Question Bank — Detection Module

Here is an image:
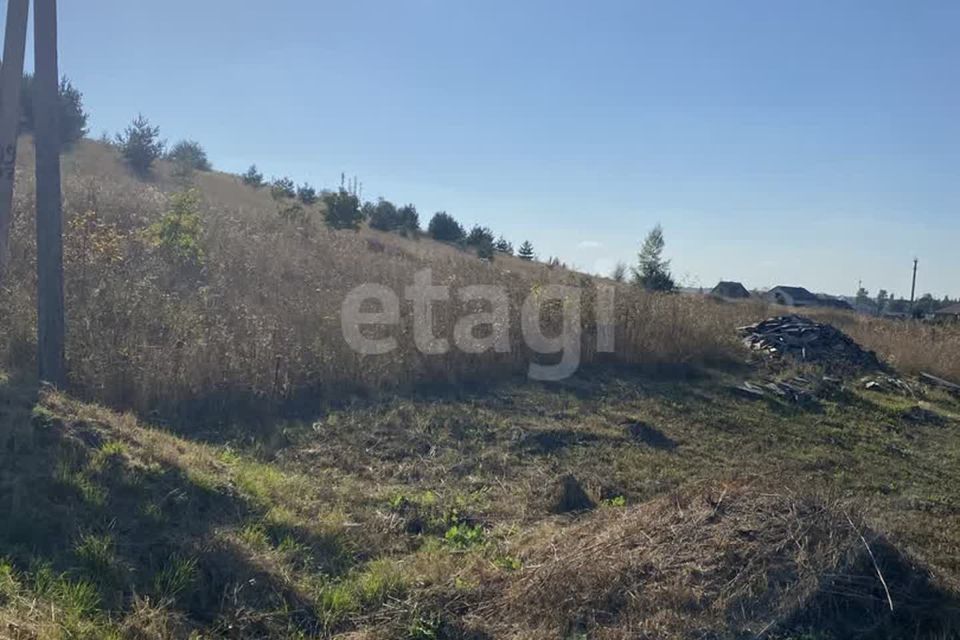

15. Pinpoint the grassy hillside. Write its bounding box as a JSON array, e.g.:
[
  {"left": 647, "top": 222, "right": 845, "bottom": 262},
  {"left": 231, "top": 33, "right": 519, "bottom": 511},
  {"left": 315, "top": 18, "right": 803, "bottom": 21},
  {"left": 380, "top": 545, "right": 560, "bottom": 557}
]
[{"left": 2, "top": 138, "right": 960, "bottom": 638}]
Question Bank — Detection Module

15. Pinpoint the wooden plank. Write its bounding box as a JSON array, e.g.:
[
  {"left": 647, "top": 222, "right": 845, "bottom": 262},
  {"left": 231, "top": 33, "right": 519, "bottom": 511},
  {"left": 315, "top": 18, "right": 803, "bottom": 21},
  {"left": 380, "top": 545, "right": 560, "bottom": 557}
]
[
  {"left": 34, "top": 0, "right": 65, "bottom": 386},
  {"left": 0, "top": 0, "right": 29, "bottom": 280}
]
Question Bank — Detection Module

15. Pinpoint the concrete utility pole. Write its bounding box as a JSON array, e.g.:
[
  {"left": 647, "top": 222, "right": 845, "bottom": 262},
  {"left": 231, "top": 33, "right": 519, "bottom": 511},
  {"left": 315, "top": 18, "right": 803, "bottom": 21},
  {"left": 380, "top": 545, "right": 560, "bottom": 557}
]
[
  {"left": 909, "top": 258, "right": 919, "bottom": 315},
  {"left": 0, "top": 0, "right": 29, "bottom": 281},
  {"left": 33, "top": 0, "right": 65, "bottom": 386}
]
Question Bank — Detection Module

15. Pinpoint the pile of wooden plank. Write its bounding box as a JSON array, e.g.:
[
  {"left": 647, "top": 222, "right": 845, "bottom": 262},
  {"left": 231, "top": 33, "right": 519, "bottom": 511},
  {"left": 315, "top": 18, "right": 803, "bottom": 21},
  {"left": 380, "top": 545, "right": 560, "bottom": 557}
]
[{"left": 738, "top": 315, "right": 882, "bottom": 371}]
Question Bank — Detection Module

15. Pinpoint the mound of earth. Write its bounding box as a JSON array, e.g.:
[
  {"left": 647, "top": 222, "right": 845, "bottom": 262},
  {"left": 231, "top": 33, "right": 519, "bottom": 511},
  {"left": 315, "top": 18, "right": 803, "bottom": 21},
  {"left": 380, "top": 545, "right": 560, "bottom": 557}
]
[
  {"left": 740, "top": 315, "right": 883, "bottom": 372},
  {"left": 470, "top": 484, "right": 958, "bottom": 639}
]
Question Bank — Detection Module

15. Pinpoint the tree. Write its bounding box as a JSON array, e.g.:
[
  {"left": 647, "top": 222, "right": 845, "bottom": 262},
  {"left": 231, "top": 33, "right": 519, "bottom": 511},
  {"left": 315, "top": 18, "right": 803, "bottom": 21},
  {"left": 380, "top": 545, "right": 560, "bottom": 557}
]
[
  {"left": 427, "top": 211, "right": 465, "bottom": 242},
  {"left": 517, "top": 240, "right": 535, "bottom": 261},
  {"left": 271, "top": 177, "right": 296, "bottom": 200},
  {"left": 876, "top": 289, "right": 890, "bottom": 316},
  {"left": 494, "top": 236, "right": 513, "bottom": 255},
  {"left": 856, "top": 287, "right": 871, "bottom": 308},
  {"left": 20, "top": 74, "right": 88, "bottom": 147},
  {"left": 148, "top": 189, "right": 204, "bottom": 266},
  {"left": 632, "top": 225, "right": 676, "bottom": 292},
  {"left": 368, "top": 198, "right": 399, "bottom": 231},
  {"left": 241, "top": 165, "right": 264, "bottom": 188},
  {"left": 116, "top": 114, "right": 165, "bottom": 176},
  {"left": 611, "top": 262, "right": 627, "bottom": 282},
  {"left": 297, "top": 183, "right": 318, "bottom": 205},
  {"left": 396, "top": 204, "right": 419, "bottom": 235},
  {"left": 167, "top": 140, "right": 212, "bottom": 171},
  {"left": 323, "top": 188, "right": 363, "bottom": 230}
]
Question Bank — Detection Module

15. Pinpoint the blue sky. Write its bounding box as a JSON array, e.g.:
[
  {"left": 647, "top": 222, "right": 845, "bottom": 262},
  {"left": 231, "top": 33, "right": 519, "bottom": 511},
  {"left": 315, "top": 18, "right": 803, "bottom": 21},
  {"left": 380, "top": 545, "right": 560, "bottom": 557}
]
[{"left": 16, "top": 0, "right": 960, "bottom": 297}]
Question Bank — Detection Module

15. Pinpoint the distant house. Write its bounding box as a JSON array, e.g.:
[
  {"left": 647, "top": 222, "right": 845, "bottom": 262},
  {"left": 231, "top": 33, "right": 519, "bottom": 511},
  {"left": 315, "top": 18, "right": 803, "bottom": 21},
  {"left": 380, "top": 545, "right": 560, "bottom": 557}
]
[
  {"left": 764, "top": 286, "right": 821, "bottom": 307},
  {"left": 711, "top": 281, "right": 751, "bottom": 300},
  {"left": 933, "top": 303, "right": 960, "bottom": 322}
]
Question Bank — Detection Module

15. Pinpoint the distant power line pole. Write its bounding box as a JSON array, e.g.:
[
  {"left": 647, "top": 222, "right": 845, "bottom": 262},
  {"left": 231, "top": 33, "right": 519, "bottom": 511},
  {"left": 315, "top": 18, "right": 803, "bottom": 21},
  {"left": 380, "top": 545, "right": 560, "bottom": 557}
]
[
  {"left": 909, "top": 258, "right": 919, "bottom": 315},
  {"left": 0, "top": 0, "right": 29, "bottom": 281},
  {"left": 34, "top": 0, "right": 65, "bottom": 386}
]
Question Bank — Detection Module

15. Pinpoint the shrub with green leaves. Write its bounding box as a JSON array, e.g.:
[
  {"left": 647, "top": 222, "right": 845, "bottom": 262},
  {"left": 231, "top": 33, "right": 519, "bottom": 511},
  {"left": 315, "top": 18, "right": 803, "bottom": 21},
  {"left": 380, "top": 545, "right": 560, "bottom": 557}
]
[
  {"left": 116, "top": 114, "right": 165, "bottom": 176},
  {"left": 427, "top": 211, "right": 465, "bottom": 243},
  {"left": 148, "top": 189, "right": 205, "bottom": 266},
  {"left": 323, "top": 188, "right": 363, "bottom": 230}
]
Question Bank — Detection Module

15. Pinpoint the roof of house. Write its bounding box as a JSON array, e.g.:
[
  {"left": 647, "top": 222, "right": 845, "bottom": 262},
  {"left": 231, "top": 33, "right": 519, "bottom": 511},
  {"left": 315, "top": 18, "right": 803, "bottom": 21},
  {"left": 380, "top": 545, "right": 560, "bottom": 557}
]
[
  {"left": 934, "top": 302, "right": 960, "bottom": 315},
  {"left": 711, "top": 281, "right": 751, "bottom": 299},
  {"left": 767, "top": 286, "right": 819, "bottom": 302}
]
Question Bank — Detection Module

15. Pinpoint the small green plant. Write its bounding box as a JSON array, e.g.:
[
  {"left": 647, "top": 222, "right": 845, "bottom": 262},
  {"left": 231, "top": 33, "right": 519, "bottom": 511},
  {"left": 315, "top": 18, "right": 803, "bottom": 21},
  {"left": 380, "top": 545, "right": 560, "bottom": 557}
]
[
  {"left": 148, "top": 189, "right": 205, "bottom": 266},
  {"left": 602, "top": 495, "right": 627, "bottom": 508},
  {"left": 443, "top": 523, "right": 485, "bottom": 549},
  {"left": 494, "top": 554, "right": 522, "bottom": 571},
  {"left": 152, "top": 554, "right": 198, "bottom": 602},
  {"left": 75, "top": 533, "right": 118, "bottom": 580}
]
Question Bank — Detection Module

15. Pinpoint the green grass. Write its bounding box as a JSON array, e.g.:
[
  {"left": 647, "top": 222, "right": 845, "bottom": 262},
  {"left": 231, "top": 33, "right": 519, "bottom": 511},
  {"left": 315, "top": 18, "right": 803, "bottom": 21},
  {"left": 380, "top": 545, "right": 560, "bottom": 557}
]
[{"left": 1, "top": 366, "right": 960, "bottom": 637}]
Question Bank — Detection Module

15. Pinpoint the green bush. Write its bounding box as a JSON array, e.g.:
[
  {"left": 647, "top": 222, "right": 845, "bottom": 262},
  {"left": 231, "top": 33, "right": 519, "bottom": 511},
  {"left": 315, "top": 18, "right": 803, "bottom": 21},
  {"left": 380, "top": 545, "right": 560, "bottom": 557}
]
[
  {"left": 271, "top": 177, "right": 296, "bottom": 200},
  {"left": 148, "top": 189, "right": 205, "bottom": 266},
  {"left": 297, "top": 183, "right": 318, "bottom": 205}
]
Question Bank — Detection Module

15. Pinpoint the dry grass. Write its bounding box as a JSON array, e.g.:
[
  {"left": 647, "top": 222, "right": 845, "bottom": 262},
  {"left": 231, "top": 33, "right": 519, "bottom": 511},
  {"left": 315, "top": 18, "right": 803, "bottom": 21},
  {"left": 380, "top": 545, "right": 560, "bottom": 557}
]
[{"left": 469, "top": 483, "right": 959, "bottom": 639}]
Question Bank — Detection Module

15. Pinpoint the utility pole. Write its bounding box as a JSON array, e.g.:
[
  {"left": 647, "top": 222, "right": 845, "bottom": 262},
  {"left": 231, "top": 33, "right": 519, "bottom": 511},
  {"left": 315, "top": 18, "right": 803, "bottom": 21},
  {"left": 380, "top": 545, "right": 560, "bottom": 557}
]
[
  {"left": 909, "top": 258, "right": 919, "bottom": 316},
  {"left": 34, "top": 0, "right": 65, "bottom": 386},
  {"left": 0, "top": 0, "right": 29, "bottom": 281}
]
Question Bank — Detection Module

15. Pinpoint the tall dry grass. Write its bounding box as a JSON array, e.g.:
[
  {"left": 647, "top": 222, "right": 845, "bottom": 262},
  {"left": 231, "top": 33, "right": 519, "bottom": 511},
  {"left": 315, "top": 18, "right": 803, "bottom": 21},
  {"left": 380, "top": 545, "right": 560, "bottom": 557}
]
[{"left": 1, "top": 138, "right": 958, "bottom": 419}]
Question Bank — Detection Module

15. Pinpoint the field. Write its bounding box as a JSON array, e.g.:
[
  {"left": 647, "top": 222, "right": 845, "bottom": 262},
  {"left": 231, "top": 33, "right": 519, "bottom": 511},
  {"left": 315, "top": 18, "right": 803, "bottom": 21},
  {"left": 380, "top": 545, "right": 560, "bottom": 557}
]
[{"left": 2, "top": 139, "right": 960, "bottom": 638}]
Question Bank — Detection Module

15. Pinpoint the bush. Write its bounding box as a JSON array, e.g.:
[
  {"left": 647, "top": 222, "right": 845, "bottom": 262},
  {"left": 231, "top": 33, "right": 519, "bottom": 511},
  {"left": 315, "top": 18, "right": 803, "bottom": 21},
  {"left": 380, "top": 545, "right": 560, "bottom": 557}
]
[
  {"left": 148, "top": 189, "right": 204, "bottom": 266},
  {"left": 427, "top": 211, "right": 465, "bottom": 243},
  {"left": 20, "top": 74, "right": 89, "bottom": 147},
  {"left": 297, "top": 183, "right": 318, "bottom": 205},
  {"left": 116, "top": 114, "right": 165, "bottom": 176},
  {"left": 241, "top": 165, "right": 263, "bottom": 188},
  {"left": 271, "top": 177, "right": 296, "bottom": 200},
  {"left": 323, "top": 188, "right": 363, "bottom": 230},
  {"left": 495, "top": 236, "right": 513, "bottom": 255},
  {"left": 167, "top": 140, "right": 212, "bottom": 172}
]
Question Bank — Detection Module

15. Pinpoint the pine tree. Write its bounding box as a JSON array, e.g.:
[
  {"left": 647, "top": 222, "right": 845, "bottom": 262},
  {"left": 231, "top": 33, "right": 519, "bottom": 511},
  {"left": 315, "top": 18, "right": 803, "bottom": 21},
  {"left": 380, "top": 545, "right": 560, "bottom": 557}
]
[
  {"left": 241, "top": 165, "right": 264, "bottom": 188},
  {"left": 428, "top": 212, "right": 465, "bottom": 242},
  {"left": 116, "top": 114, "right": 165, "bottom": 176},
  {"left": 631, "top": 225, "right": 676, "bottom": 292},
  {"left": 494, "top": 236, "right": 513, "bottom": 255},
  {"left": 167, "top": 140, "right": 212, "bottom": 171},
  {"left": 518, "top": 240, "right": 535, "bottom": 261}
]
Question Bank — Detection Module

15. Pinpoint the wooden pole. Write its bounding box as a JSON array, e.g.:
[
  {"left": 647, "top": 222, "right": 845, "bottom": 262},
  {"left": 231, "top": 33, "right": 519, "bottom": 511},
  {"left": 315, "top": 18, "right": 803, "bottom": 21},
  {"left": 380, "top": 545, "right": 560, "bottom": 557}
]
[
  {"left": 34, "top": 0, "right": 65, "bottom": 386},
  {"left": 0, "top": 0, "right": 30, "bottom": 281}
]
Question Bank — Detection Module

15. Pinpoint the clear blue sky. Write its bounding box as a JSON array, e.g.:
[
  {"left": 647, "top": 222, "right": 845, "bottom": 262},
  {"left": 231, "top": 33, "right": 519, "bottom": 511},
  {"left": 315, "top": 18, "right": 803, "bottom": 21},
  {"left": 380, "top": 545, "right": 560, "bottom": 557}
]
[{"left": 17, "top": 0, "right": 960, "bottom": 297}]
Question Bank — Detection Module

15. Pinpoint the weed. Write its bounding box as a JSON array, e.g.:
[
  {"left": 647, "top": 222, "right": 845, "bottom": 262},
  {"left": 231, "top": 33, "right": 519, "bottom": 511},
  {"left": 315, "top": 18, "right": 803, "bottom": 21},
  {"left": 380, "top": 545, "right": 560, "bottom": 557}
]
[
  {"left": 444, "top": 523, "right": 485, "bottom": 549},
  {"left": 151, "top": 554, "right": 198, "bottom": 602}
]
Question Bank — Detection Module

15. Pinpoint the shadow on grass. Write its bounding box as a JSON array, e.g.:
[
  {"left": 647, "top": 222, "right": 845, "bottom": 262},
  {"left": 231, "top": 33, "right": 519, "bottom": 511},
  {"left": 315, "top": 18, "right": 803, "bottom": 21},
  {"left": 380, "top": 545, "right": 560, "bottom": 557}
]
[{"left": 0, "top": 378, "right": 354, "bottom": 637}]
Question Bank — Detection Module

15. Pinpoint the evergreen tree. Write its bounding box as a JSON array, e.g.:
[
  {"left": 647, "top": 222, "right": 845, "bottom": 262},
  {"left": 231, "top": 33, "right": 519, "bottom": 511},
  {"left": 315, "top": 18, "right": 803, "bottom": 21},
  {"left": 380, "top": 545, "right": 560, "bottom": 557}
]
[
  {"left": 517, "top": 240, "right": 535, "bottom": 261},
  {"left": 116, "top": 114, "right": 165, "bottom": 176},
  {"left": 611, "top": 262, "right": 627, "bottom": 282},
  {"left": 427, "top": 211, "right": 465, "bottom": 242},
  {"left": 631, "top": 225, "right": 676, "bottom": 292},
  {"left": 396, "top": 204, "right": 420, "bottom": 235},
  {"left": 241, "top": 165, "right": 264, "bottom": 187},
  {"left": 167, "top": 140, "right": 212, "bottom": 171},
  {"left": 271, "top": 177, "right": 296, "bottom": 200},
  {"left": 20, "top": 74, "right": 88, "bottom": 147},
  {"left": 368, "top": 199, "right": 399, "bottom": 231},
  {"left": 494, "top": 236, "right": 513, "bottom": 255},
  {"left": 297, "top": 183, "right": 318, "bottom": 205},
  {"left": 323, "top": 188, "right": 363, "bottom": 230}
]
